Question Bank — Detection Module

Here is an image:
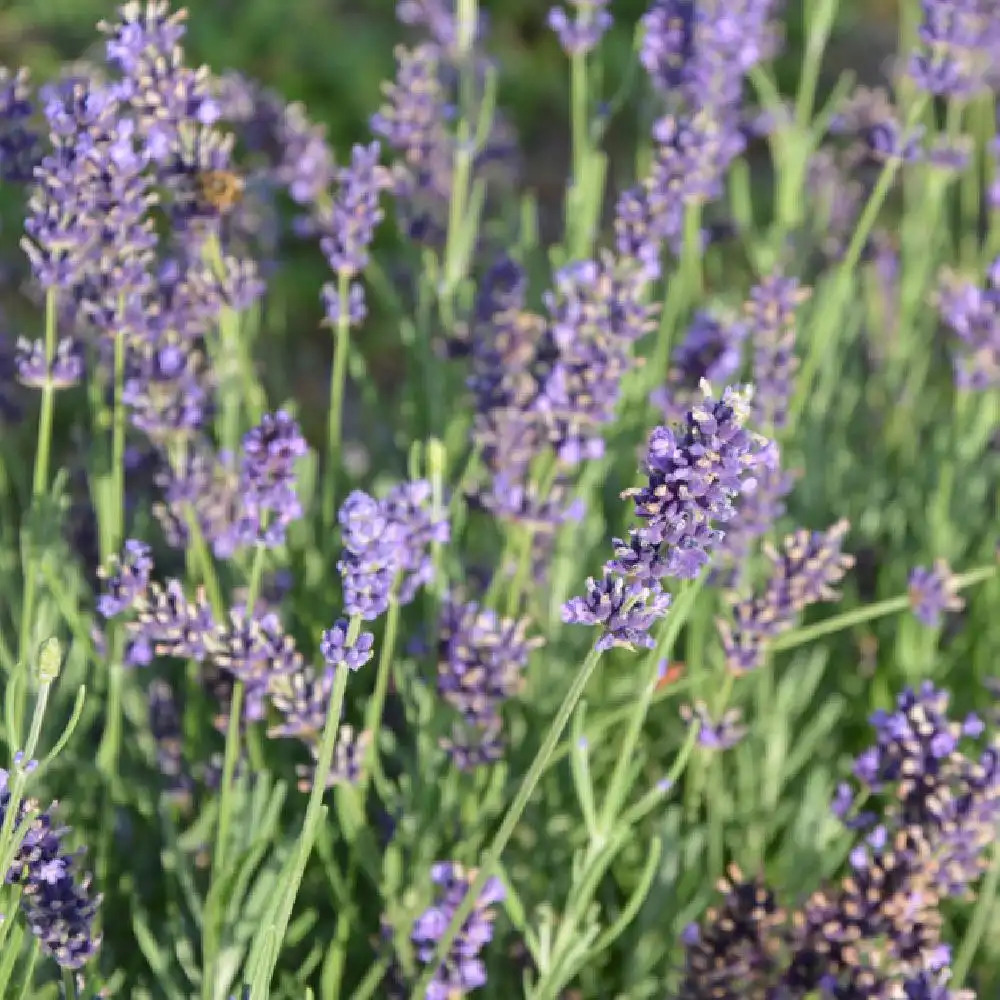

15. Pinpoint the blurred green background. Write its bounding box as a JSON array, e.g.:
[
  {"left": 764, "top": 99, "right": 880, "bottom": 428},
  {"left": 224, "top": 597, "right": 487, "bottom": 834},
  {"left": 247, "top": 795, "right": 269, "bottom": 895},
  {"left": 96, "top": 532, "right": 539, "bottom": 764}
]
[{"left": 0, "top": 0, "right": 901, "bottom": 434}]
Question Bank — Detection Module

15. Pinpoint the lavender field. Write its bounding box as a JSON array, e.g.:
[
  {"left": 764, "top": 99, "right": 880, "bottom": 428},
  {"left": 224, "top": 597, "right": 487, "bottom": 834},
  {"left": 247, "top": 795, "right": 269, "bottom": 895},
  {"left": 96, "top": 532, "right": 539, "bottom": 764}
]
[{"left": 0, "top": 1, "right": 999, "bottom": 998}]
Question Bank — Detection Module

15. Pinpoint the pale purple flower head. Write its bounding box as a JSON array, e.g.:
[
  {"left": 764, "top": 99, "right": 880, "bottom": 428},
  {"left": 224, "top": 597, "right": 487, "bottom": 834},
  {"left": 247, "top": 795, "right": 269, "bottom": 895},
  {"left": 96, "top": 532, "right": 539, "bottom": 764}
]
[
  {"left": 338, "top": 480, "right": 448, "bottom": 619},
  {"left": 909, "top": 0, "right": 996, "bottom": 98},
  {"left": 681, "top": 701, "right": 746, "bottom": 750},
  {"left": 548, "top": 1, "right": 613, "bottom": 56},
  {"left": 15, "top": 337, "right": 84, "bottom": 390},
  {"left": 936, "top": 257, "right": 1000, "bottom": 390},
  {"left": 908, "top": 560, "right": 965, "bottom": 627},
  {"left": 718, "top": 520, "right": 853, "bottom": 673},
  {"left": 746, "top": 273, "right": 809, "bottom": 432}
]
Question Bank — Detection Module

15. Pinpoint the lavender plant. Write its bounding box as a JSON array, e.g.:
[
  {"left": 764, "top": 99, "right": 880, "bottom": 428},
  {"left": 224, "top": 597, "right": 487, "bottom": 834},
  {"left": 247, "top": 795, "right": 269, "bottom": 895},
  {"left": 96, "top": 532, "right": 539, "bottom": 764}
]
[{"left": 0, "top": 1, "right": 998, "bottom": 998}]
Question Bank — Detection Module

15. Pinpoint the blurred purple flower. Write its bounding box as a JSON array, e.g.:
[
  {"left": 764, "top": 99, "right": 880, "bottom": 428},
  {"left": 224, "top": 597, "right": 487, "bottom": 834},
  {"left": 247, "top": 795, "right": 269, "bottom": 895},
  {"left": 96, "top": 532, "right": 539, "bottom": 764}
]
[
  {"left": 908, "top": 559, "right": 965, "bottom": 627},
  {"left": 410, "top": 862, "right": 505, "bottom": 999},
  {"left": 548, "top": 1, "right": 613, "bottom": 56}
]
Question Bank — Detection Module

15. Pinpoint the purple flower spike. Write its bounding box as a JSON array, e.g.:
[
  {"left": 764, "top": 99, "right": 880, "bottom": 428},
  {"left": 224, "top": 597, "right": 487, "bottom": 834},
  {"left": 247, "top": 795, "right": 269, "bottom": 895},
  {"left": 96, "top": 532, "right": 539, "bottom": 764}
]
[
  {"left": 410, "top": 862, "right": 505, "bottom": 998},
  {"left": 612, "top": 384, "right": 773, "bottom": 585},
  {"left": 320, "top": 619, "right": 376, "bottom": 672},
  {"left": 0, "top": 769, "right": 101, "bottom": 968},
  {"left": 562, "top": 573, "right": 672, "bottom": 652},
  {"left": 908, "top": 560, "right": 965, "bottom": 627},
  {"left": 97, "top": 539, "right": 154, "bottom": 618},
  {"left": 237, "top": 410, "right": 308, "bottom": 548}
]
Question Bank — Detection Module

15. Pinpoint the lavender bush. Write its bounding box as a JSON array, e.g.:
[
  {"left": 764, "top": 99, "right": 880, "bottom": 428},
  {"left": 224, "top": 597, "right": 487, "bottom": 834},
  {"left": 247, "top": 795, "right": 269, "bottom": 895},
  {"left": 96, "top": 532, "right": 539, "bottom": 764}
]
[{"left": 0, "top": 1, "right": 998, "bottom": 997}]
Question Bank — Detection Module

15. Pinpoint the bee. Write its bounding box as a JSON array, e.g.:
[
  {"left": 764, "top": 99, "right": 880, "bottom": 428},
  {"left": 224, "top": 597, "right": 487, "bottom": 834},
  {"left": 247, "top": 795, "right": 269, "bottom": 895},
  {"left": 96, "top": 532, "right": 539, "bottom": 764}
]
[{"left": 196, "top": 168, "right": 244, "bottom": 213}]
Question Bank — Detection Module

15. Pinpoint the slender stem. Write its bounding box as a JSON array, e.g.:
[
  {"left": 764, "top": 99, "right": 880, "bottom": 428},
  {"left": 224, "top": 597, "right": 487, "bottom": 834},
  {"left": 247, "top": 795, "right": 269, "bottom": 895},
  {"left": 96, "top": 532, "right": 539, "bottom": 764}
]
[
  {"left": 260, "top": 663, "right": 351, "bottom": 992},
  {"left": 771, "top": 564, "right": 995, "bottom": 652},
  {"left": 570, "top": 51, "right": 587, "bottom": 184},
  {"left": 17, "top": 289, "right": 59, "bottom": 676},
  {"left": 322, "top": 271, "right": 352, "bottom": 534},
  {"left": 791, "top": 96, "right": 929, "bottom": 427},
  {"left": 360, "top": 596, "right": 400, "bottom": 796},
  {"left": 598, "top": 581, "right": 701, "bottom": 832},
  {"left": 0, "top": 679, "right": 52, "bottom": 880},
  {"left": 952, "top": 844, "right": 1000, "bottom": 987},
  {"left": 325, "top": 610, "right": 396, "bottom": 998},
  {"left": 412, "top": 645, "right": 604, "bottom": 998}
]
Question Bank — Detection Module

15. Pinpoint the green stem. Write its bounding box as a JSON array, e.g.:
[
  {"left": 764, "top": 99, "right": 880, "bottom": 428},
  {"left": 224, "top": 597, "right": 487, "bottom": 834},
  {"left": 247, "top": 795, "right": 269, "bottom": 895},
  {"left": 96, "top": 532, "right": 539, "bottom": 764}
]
[
  {"left": 324, "top": 611, "right": 396, "bottom": 998},
  {"left": 598, "top": 581, "right": 702, "bottom": 831},
  {"left": 360, "top": 596, "right": 400, "bottom": 796},
  {"left": 771, "top": 564, "right": 995, "bottom": 652},
  {"left": 322, "top": 271, "right": 352, "bottom": 534},
  {"left": 258, "top": 663, "right": 351, "bottom": 994},
  {"left": 0, "top": 677, "right": 52, "bottom": 879},
  {"left": 17, "top": 289, "right": 59, "bottom": 677},
  {"left": 952, "top": 844, "right": 1000, "bottom": 987},
  {"left": 789, "top": 95, "right": 929, "bottom": 429},
  {"left": 412, "top": 645, "right": 605, "bottom": 998}
]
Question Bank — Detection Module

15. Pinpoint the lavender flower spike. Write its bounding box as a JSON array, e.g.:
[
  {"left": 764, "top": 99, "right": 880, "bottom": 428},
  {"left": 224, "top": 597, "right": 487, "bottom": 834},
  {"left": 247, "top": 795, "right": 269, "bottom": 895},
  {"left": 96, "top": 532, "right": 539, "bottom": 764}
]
[
  {"left": 562, "top": 573, "right": 672, "bottom": 652},
  {"left": 410, "top": 862, "right": 505, "bottom": 999},
  {"left": 611, "top": 383, "right": 774, "bottom": 585},
  {"left": 97, "top": 539, "right": 154, "bottom": 618},
  {"left": 320, "top": 619, "right": 376, "bottom": 672},
  {"left": 237, "top": 410, "right": 309, "bottom": 548}
]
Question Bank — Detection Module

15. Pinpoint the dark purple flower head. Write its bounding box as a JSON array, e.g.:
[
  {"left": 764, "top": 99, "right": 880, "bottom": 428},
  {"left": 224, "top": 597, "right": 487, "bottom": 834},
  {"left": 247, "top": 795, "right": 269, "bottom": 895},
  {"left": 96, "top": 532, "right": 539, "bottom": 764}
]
[
  {"left": 148, "top": 678, "right": 192, "bottom": 800},
  {"left": 677, "top": 865, "right": 781, "bottom": 998},
  {"left": 0, "top": 769, "right": 102, "bottom": 968},
  {"left": 410, "top": 862, "right": 505, "bottom": 999},
  {"left": 936, "top": 257, "right": 1000, "bottom": 390},
  {"left": 908, "top": 560, "right": 964, "bottom": 627},
  {"left": 15, "top": 337, "right": 84, "bottom": 390},
  {"left": 97, "top": 539, "right": 154, "bottom": 618},
  {"left": 237, "top": 410, "right": 308, "bottom": 548},
  {"left": 831, "top": 87, "right": 925, "bottom": 166},
  {"left": 849, "top": 682, "right": 1000, "bottom": 897},
  {"left": 0, "top": 66, "right": 40, "bottom": 182},
  {"left": 548, "top": 1, "right": 613, "bottom": 56},
  {"left": 745, "top": 273, "right": 809, "bottom": 432},
  {"left": 612, "top": 385, "right": 773, "bottom": 585},
  {"left": 320, "top": 619, "right": 376, "bottom": 672},
  {"left": 562, "top": 573, "right": 672, "bottom": 652}
]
